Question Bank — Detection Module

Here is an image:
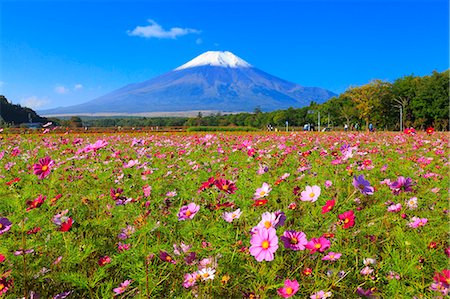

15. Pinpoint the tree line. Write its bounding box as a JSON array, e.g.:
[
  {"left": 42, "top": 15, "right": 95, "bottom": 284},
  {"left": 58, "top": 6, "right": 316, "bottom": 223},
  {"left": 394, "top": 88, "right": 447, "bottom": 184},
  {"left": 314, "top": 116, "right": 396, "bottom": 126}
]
[{"left": 1, "top": 69, "right": 448, "bottom": 130}]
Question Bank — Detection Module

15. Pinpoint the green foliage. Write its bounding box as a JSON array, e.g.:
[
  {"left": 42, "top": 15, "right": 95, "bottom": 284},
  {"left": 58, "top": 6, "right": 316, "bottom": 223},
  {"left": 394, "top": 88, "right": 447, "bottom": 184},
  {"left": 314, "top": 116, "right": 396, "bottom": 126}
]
[{"left": 0, "top": 95, "right": 47, "bottom": 125}]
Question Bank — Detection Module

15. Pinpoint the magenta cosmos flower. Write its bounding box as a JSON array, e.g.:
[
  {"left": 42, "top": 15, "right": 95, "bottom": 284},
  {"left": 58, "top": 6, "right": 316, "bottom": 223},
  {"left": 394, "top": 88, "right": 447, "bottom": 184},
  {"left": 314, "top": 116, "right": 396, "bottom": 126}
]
[
  {"left": 33, "top": 156, "right": 55, "bottom": 179},
  {"left": 353, "top": 175, "right": 374, "bottom": 195},
  {"left": 300, "top": 185, "right": 321, "bottom": 202},
  {"left": 113, "top": 280, "right": 132, "bottom": 296},
  {"left": 305, "top": 237, "right": 330, "bottom": 254},
  {"left": 390, "top": 176, "right": 414, "bottom": 195},
  {"left": 322, "top": 251, "right": 342, "bottom": 261},
  {"left": 177, "top": 203, "right": 200, "bottom": 221},
  {"left": 408, "top": 217, "right": 428, "bottom": 228},
  {"left": 249, "top": 227, "right": 278, "bottom": 262},
  {"left": 253, "top": 182, "right": 272, "bottom": 199},
  {"left": 0, "top": 218, "right": 12, "bottom": 235},
  {"left": 277, "top": 279, "right": 299, "bottom": 298},
  {"left": 280, "top": 230, "right": 307, "bottom": 251}
]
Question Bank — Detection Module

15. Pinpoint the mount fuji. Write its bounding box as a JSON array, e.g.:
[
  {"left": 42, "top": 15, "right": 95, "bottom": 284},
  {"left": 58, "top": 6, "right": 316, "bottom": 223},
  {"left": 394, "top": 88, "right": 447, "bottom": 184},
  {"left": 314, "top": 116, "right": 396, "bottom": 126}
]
[{"left": 41, "top": 51, "right": 336, "bottom": 116}]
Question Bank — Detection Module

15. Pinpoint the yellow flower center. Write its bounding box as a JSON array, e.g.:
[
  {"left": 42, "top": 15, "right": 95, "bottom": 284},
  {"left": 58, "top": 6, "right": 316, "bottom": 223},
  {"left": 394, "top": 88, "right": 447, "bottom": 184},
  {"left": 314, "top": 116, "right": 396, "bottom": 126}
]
[
  {"left": 41, "top": 165, "right": 48, "bottom": 171},
  {"left": 314, "top": 243, "right": 321, "bottom": 249},
  {"left": 115, "top": 193, "right": 120, "bottom": 198},
  {"left": 0, "top": 224, "right": 3, "bottom": 229},
  {"left": 309, "top": 192, "right": 315, "bottom": 198},
  {"left": 261, "top": 240, "right": 270, "bottom": 249},
  {"left": 223, "top": 184, "right": 229, "bottom": 190},
  {"left": 260, "top": 191, "right": 266, "bottom": 196},
  {"left": 290, "top": 237, "right": 298, "bottom": 245},
  {"left": 285, "top": 287, "right": 293, "bottom": 295},
  {"left": 344, "top": 218, "right": 349, "bottom": 223},
  {"left": 202, "top": 272, "right": 210, "bottom": 279},
  {"left": 264, "top": 221, "right": 271, "bottom": 229},
  {"left": 166, "top": 256, "right": 172, "bottom": 261},
  {"left": 185, "top": 210, "right": 192, "bottom": 217},
  {"left": 329, "top": 254, "right": 335, "bottom": 259}
]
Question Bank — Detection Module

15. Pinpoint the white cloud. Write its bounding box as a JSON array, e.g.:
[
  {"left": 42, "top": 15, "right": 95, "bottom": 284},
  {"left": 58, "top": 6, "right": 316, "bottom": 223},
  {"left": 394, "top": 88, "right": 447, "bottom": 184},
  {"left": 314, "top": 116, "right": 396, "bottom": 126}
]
[
  {"left": 20, "top": 96, "right": 49, "bottom": 109},
  {"left": 74, "top": 83, "right": 83, "bottom": 90},
  {"left": 127, "top": 19, "right": 200, "bottom": 39},
  {"left": 54, "top": 85, "right": 69, "bottom": 94}
]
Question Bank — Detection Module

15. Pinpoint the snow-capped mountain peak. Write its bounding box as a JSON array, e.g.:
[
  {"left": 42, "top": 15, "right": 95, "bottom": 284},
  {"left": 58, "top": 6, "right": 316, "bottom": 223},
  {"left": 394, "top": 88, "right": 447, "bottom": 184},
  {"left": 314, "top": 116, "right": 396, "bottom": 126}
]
[{"left": 175, "top": 51, "right": 252, "bottom": 70}]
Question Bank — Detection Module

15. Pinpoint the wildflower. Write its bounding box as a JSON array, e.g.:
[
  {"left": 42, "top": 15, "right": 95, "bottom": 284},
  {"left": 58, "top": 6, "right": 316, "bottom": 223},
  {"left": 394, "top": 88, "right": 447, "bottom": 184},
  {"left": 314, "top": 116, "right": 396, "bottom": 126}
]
[
  {"left": 390, "top": 176, "right": 413, "bottom": 195},
  {"left": 221, "top": 275, "right": 230, "bottom": 285},
  {"left": 0, "top": 277, "right": 13, "bottom": 295},
  {"left": 387, "top": 271, "right": 401, "bottom": 280},
  {"left": 166, "top": 191, "right": 177, "bottom": 197},
  {"left": 182, "top": 272, "right": 198, "bottom": 288},
  {"left": 387, "top": 203, "right": 402, "bottom": 213},
  {"left": 177, "top": 203, "right": 200, "bottom": 221},
  {"left": 222, "top": 208, "right": 242, "bottom": 223},
  {"left": 159, "top": 250, "right": 176, "bottom": 264},
  {"left": 257, "top": 212, "right": 280, "bottom": 230},
  {"left": 363, "top": 258, "right": 376, "bottom": 265},
  {"left": 257, "top": 164, "right": 269, "bottom": 175},
  {"left": 300, "top": 185, "right": 321, "bottom": 202},
  {"left": 98, "top": 256, "right": 111, "bottom": 266},
  {"left": 280, "top": 230, "right": 307, "bottom": 251},
  {"left": 253, "top": 182, "right": 272, "bottom": 199},
  {"left": 433, "top": 269, "right": 450, "bottom": 287},
  {"left": 26, "top": 226, "right": 41, "bottom": 235},
  {"left": 303, "top": 268, "right": 313, "bottom": 275},
  {"left": 0, "top": 218, "right": 12, "bottom": 235},
  {"left": 83, "top": 139, "right": 108, "bottom": 153},
  {"left": 33, "top": 156, "right": 55, "bottom": 179},
  {"left": 117, "top": 225, "right": 135, "bottom": 240},
  {"left": 356, "top": 287, "right": 375, "bottom": 297},
  {"left": 249, "top": 227, "right": 278, "bottom": 262},
  {"left": 143, "top": 185, "right": 152, "bottom": 197},
  {"left": 53, "top": 291, "right": 72, "bottom": 299},
  {"left": 408, "top": 217, "right": 428, "bottom": 228},
  {"left": 406, "top": 197, "right": 418, "bottom": 209},
  {"left": 0, "top": 254, "right": 4, "bottom": 263},
  {"left": 277, "top": 279, "right": 299, "bottom": 298},
  {"left": 338, "top": 210, "right": 355, "bottom": 229},
  {"left": 426, "top": 127, "right": 435, "bottom": 134},
  {"left": 26, "top": 195, "right": 46, "bottom": 211},
  {"left": 214, "top": 178, "right": 237, "bottom": 194},
  {"left": 288, "top": 202, "right": 297, "bottom": 210},
  {"left": 52, "top": 210, "right": 73, "bottom": 232},
  {"left": 360, "top": 266, "right": 374, "bottom": 276},
  {"left": 117, "top": 242, "right": 131, "bottom": 252},
  {"left": 321, "top": 199, "right": 335, "bottom": 214},
  {"left": 110, "top": 188, "right": 124, "bottom": 200},
  {"left": 305, "top": 237, "right": 330, "bottom": 254},
  {"left": 184, "top": 252, "right": 196, "bottom": 265},
  {"left": 310, "top": 290, "right": 332, "bottom": 299},
  {"left": 113, "top": 280, "right": 132, "bottom": 296},
  {"left": 197, "top": 267, "right": 216, "bottom": 281},
  {"left": 322, "top": 251, "right": 342, "bottom": 261},
  {"left": 198, "top": 177, "right": 215, "bottom": 192},
  {"left": 353, "top": 175, "right": 374, "bottom": 195},
  {"left": 252, "top": 199, "right": 268, "bottom": 207}
]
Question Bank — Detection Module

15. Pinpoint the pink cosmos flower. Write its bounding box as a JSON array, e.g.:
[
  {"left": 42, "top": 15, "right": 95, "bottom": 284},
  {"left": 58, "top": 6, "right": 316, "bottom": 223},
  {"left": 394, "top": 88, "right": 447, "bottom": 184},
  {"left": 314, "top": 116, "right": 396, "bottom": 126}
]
[
  {"left": 322, "top": 252, "right": 342, "bottom": 261},
  {"left": 254, "top": 182, "right": 272, "bottom": 199},
  {"left": 408, "top": 217, "right": 428, "bottom": 228},
  {"left": 143, "top": 185, "right": 152, "bottom": 197},
  {"left": 305, "top": 237, "right": 330, "bottom": 254},
  {"left": 387, "top": 203, "right": 402, "bottom": 212},
  {"left": 310, "top": 290, "right": 332, "bottom": 299},
  {"left": 222, "top": 208, "right": 242, "bottom": 223},
  {"left": 83, "top": 139, "right": 108, "bottom": 153},
  {"left": 113, "top": 280, "right": 132, "bottom": 296},
  {"left": 324, "top": 180, "right": 332, "bottom": 188},
  {"left": 277, "top": 279, "right": 299, "bottom": 298},
  {"left": 256, "top": 212, "right": 280, "bottom": 230},
  {"left": 360, "top": 266, "right": 374, "bottom": 276},
  {"left": 300, "top": 185, "right": 321, "bottom": 202},
  {"left": 182, "top": 272, "right": 198, "bottom": 288},
  {"left": 177, "top": 203, "right": 200, "bottom": 221},
  {"left": 33, "top": 156, "right": 55, "bottom": 179},
  {"left": 249, "top": 227, "right": 278, "bottom": 262}
]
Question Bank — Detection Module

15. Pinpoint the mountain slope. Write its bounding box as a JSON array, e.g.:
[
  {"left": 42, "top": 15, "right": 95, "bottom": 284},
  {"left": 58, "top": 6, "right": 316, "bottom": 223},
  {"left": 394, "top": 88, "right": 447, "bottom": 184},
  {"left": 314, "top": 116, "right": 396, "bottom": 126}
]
[{"left": 41, "top": 51, "right": 336, "bottom": 115}]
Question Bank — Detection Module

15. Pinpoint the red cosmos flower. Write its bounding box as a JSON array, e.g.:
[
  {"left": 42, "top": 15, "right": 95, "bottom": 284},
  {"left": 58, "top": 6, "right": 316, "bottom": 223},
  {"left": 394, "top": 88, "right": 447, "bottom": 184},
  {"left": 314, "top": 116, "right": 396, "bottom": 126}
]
[
  {"left": 0, "top": 254, "right": 5, "bottom": 263},
  {"left": 5, "top": 178, "right": 20, "bottom": 186},
  {"left": 214, "top": 179, "right": 237, "bottom": 194},
  {"left": 321, "top": 199, "right": 336, "bottom": 214},
  {"left": 98, "top": 255, "right": 111, "bottom": 266},
  {"left": 433, "top": 269, "right": 450, "bottom": 287},
  {"left": 252, "top": 199, "right": 268, "bottom": 207},
  {"left": 302, "top": 268, "right": 313, "bottom": 276},
  {"left": 338, "top": 210, "right": 355, "bottom": 229},
  {"left": 26, "top": 195, "right": 46, "bottom": 211},
  {"left": 26, "top": 227, "right": 41, "bottom": 235},
  {"left": 59, "top": 218, "right": 73, "bottom": 232},
  {"left": 426, "top": 127, "right": 435, "bottom": 134},
  {"left": 198, "top": 177, "right": 215, "bottom": 192},
  {"left": 33, "top": 156, "right": 55, "bottom": 179}
]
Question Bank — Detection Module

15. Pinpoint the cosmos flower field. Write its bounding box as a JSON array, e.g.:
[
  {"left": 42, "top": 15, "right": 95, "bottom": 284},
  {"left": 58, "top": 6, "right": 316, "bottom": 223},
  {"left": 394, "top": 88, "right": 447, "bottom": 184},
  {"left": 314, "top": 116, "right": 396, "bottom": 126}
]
[{"left": 0, "top": 130, "right": 448, "bottom": 298}]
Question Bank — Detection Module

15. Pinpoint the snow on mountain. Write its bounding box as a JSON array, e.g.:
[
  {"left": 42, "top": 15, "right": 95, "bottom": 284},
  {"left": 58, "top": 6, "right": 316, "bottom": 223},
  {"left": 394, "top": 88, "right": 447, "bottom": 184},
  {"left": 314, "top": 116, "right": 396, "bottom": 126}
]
[{"left": 175, "top": 51, "right": 252, "bottom": 70}]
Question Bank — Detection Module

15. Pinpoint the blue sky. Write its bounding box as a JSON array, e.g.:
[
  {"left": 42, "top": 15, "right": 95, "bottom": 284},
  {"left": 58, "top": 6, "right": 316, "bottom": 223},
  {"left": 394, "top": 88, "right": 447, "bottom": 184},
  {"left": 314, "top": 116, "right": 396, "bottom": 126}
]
[{"left": 1, "top": 0, "right": 448, "bottom": 110}]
